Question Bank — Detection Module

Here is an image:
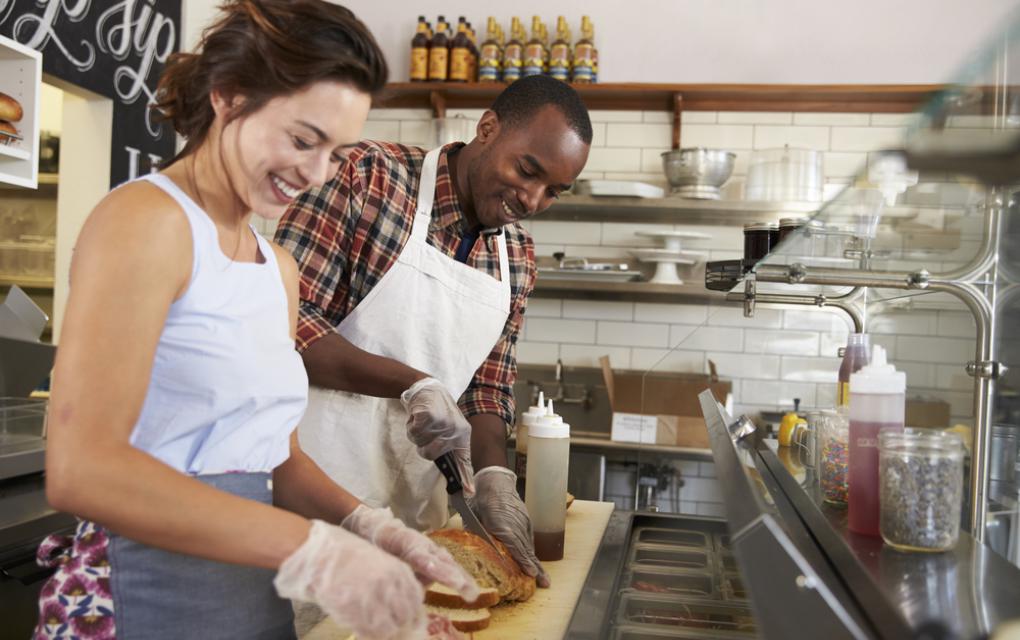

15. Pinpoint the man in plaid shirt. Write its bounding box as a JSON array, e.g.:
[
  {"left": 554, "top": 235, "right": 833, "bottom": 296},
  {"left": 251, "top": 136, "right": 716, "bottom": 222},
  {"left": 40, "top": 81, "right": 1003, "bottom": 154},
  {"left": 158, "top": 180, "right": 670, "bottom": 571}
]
[{"left": 276, "top": 76, "right": 591, "bottom": 587}]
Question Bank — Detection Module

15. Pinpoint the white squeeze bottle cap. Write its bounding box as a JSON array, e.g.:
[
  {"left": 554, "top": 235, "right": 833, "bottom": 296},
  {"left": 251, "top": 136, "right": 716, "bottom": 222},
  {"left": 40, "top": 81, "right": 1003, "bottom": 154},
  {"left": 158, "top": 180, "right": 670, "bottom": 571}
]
[
  {"left": 521, "top": 391, "right": 546, "bottom": 428},
  {"left": 531, "top": 399, "right": 570, "bottom": 438},
  {"left": 849, "top": 345, "right": 906, "bottom": 395}
]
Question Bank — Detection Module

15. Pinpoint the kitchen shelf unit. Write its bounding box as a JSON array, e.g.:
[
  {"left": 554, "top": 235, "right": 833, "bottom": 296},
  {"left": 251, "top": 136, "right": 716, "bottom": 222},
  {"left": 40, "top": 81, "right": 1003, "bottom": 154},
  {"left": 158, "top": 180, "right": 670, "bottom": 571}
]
[
  {"left": 0, "top": 35, "right": 41, "bottom": 189},
  {"left": 381, "top": 82, "right": 940, "bottom": 149},
  {"left": 545, "top": 194, "right": 820, "bottom": 225},
  {"left": 533, "top": 277, "right": 725, "bottom": 303}
]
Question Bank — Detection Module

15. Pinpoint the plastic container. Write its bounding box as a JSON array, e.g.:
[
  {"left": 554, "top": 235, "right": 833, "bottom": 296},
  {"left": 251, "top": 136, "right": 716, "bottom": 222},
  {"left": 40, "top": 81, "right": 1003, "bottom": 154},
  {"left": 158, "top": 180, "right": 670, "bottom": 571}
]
[
  {"left": 879, "top": 429, "right": 964, "bottom": 552},
  {"left": 819, "top": 410, "right": 850, "bottom": 506},
  {"left": 525, "top": 399, "right": 570, "bottom": 561},
  {"left": 848, "top": 345, "right": 905, "bottom": 536},
  {"left": 745, "top": 146, "right": 824, "bottom": 203},
  {"left": 838, "top": 333, "right": 871, "bottom": 408},
  {"left": 514, "top": 391, "right": 546, "bottom": 498}
]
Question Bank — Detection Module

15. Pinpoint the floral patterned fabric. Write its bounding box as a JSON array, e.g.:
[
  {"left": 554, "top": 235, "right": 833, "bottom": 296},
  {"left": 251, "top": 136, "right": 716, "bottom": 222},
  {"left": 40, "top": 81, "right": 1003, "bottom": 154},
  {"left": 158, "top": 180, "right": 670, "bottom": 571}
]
[{"left": 34, "top": 520, "right": 115, "bottom": 640}]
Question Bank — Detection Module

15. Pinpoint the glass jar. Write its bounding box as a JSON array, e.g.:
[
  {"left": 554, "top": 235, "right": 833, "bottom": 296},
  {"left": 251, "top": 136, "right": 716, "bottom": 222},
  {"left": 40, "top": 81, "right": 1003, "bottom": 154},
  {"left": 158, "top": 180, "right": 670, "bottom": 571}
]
[
  {"left": 743, "top": 222, "right": 773, "bottom": 262},
  {"left": 879, "top": 429, "right": 964, "bottom": 552},
  {"left": 818, "top": 410, "right": 849, "bottom": 506},
  {"left": 778, "top": 217, "right": 805, "bottom": 244}
]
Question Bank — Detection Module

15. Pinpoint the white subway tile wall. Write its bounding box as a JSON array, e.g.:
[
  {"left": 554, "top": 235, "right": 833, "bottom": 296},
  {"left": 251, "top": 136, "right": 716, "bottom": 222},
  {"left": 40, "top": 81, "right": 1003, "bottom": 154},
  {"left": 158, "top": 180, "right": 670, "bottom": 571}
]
[{"left": 337, "top": 107, "right": 979, "bottom": 426}]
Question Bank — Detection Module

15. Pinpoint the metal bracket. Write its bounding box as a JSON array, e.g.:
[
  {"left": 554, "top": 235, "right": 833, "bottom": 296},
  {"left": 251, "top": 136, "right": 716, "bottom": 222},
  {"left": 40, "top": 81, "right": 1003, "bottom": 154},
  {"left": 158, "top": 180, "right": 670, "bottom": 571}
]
[
  {"left": 966, "top": 360, "right": 1008, "bottom": 379},
  {"left": 743, "top": 277, "right": 756, "bottom": 317}
]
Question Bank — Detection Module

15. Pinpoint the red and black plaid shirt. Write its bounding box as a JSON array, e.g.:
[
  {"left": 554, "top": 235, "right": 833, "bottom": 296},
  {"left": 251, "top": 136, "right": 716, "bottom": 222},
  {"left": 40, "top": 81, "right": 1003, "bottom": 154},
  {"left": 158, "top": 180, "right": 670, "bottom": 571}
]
[{"left": 275, "top": 141, "right": 536, "bottom": 429}]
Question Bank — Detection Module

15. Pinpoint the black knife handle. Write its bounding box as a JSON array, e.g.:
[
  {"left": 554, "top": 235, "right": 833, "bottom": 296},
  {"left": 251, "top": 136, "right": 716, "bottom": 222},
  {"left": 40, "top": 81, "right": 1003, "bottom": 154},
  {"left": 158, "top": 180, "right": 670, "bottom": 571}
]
[{"left": 435, "top": 452, "right": 461, "bottom": 495}]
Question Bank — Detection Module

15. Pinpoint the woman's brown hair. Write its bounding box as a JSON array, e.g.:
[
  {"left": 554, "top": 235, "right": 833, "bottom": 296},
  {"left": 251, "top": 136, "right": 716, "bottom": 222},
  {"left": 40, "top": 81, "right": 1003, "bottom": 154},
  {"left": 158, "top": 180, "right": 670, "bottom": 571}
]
[{"left": 154, "top": 0, "right": 388, "bottom": 165}]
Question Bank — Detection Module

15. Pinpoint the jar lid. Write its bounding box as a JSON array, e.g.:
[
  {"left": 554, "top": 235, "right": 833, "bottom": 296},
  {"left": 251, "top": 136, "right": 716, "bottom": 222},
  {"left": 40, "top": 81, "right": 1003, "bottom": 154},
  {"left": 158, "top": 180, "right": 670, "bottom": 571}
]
[
  {"left": 744, "top": 222, "right": 772, "bottom": 231},
  {"left": 879, "top": 427, "right": 964, "bottom": 456},
  {"left": 779, "top": 217, "right": 806, "bottom": 227}
]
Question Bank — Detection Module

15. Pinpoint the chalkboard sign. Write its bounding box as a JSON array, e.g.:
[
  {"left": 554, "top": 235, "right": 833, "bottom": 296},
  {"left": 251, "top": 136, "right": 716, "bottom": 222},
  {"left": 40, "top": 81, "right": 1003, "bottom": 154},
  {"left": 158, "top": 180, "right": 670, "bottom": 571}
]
[{"left": 0, "top": 0, "right": 182, "bottom": 188}]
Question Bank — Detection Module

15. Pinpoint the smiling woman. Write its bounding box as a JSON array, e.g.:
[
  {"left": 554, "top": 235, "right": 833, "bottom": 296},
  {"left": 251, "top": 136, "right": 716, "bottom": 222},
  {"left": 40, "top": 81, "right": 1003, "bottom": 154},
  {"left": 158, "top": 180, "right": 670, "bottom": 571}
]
[{"left": 33, "top": 2, "right": 480, "bottom": 640}]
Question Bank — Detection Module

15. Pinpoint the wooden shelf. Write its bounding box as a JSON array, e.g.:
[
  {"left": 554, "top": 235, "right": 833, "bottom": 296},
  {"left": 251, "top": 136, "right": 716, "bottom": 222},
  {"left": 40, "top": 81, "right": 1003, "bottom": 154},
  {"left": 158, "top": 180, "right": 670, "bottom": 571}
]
[
  {"left": 0, "top": 275, "right": 54, "bottom": 289},
  {"left": 379, "top": 82, "right": 941, "bottom": 113},
  {"left": 545, "top": 194, "right": 819, "bottom": 225},
  {"left": 533, "top": 277, "right": 725, "bottom": 303}
]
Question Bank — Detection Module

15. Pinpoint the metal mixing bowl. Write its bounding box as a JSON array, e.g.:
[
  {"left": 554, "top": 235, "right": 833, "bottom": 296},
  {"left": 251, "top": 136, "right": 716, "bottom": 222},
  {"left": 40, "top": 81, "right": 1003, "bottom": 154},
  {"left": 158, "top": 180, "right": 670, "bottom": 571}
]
[{"left": 661, "top": 148, "right": 736, "bottom": 199}]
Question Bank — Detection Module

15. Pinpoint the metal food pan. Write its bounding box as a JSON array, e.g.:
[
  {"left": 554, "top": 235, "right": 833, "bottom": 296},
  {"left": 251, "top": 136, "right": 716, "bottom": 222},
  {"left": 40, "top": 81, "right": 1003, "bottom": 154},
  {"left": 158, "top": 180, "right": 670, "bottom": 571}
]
[
  {"left": 721, "top": 572, "right": 749, "bottom": 602},
  {"left": 629, "top": 545, "right": 711, "bottom": 571},
  {"left": 616, "top": 593, "right": 756, "bottom": 637},
  {"left": 612, "top": 624, "right": 753, "bottom": 640},
  {"left": 625, "top": 568, "right": 719, "bottom": 600},
  {"left": 633, "top": 527, "right": 711, "bottom": 549}
]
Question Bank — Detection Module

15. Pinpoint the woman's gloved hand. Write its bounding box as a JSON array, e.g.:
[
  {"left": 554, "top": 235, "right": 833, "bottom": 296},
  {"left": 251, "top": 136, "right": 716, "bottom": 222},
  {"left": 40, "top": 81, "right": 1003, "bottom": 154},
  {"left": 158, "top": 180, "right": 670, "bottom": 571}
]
[
  {"left": 342, "top": 504, "right": 479, "bottom": 602},
  {"left": 401, "top": 377, "right": 475, "bottom": 495},
  {"left": 274, "top": 520, "right": 427, "bottom": 640},
  {"left": 467, "top": 466, "right": 550, "bottom": 588}
]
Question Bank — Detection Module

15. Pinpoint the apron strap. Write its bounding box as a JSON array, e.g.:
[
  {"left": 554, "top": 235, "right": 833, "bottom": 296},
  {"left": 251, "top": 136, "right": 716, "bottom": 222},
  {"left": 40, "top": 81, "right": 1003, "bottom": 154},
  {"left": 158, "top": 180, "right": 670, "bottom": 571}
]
[{"left": 410, "top": 148, "right": 442, "bottom": 241}]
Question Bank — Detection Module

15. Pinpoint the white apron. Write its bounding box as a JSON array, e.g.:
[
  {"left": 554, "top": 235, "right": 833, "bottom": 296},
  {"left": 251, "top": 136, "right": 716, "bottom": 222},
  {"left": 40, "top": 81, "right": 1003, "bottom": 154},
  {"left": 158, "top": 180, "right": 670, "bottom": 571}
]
[{"left": 298, "top": 148, "right": 512, "bottom": 530}]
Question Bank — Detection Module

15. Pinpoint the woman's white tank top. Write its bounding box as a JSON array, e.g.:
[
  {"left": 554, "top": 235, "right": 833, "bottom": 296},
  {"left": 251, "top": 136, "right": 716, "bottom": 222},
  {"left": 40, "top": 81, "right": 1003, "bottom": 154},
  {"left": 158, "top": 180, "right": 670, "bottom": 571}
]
[{"left": 126, "top": 173, "right": 308, "bottom": 474}]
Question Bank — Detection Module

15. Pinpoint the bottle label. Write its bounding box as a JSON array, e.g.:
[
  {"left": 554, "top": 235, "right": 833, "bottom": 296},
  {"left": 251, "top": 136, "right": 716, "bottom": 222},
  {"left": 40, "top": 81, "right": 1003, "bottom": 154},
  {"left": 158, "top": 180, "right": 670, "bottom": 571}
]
[
  {"left": 409, "top": 48, "right": 428, "bottom": 80},
  {"left": 478, "top": 66, "right": 499, "bottom": 81},
  {"left": 449, "top": 48, "right": 471, "bottom": 81},
  {"left": 572, "top": 65, "right": 593, "bottom": 82},
  {"left": 524, "top": 43, "right": 544, "bottom": 76},
  {"left": 428, "top": 48, "right": 448, "bottom": 80},
  {"left": 480, "top": 44, "right": 501, "bottom": 67},
  {"left": 550, "top": 44, "right": 570, "bottom": 80}
]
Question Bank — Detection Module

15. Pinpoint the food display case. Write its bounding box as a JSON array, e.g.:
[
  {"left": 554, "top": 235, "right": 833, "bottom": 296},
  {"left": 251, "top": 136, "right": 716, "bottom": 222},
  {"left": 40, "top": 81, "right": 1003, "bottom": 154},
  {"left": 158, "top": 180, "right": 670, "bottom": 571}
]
[{"left": 568, "top": 13, "right": 1020, "bottom": 640}]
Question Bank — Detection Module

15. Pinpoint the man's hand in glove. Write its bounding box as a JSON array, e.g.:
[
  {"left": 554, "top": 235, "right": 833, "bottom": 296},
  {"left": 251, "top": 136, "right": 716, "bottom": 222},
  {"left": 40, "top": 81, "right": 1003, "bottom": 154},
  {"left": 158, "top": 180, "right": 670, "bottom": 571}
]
[
  {"left": 401, "top": 377, "right": 474, "bottom": 495},
  {"left": 467, "top": 466, "right": 550, "bottom": 588}
]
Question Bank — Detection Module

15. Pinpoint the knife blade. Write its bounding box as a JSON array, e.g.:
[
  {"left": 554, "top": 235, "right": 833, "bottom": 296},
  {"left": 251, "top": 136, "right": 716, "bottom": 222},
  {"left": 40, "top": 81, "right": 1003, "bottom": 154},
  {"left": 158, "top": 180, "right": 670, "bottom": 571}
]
[{"left": 435, "top": 452, "right": 500, "bottom": 550}]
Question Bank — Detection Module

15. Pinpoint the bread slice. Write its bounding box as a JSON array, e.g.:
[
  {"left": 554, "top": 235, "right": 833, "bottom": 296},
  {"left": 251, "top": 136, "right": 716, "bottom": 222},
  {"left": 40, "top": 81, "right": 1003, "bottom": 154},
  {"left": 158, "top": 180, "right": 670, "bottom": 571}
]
[
  {"left": 426, "top": 582, "right": 501, "bottom": 609},
  {"left": 428, "top": 529, "right": 536, "bottom": 603},
  {"left": 425, "top": 605, "right": 491, "bottom": 632}
]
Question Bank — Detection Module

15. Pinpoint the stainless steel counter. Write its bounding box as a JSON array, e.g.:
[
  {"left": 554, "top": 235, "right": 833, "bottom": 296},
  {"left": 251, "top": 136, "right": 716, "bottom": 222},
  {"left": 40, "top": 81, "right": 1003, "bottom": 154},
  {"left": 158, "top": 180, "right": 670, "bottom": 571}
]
[{"left": 563, "top": 393, "right": 1020, "bottom": 639}]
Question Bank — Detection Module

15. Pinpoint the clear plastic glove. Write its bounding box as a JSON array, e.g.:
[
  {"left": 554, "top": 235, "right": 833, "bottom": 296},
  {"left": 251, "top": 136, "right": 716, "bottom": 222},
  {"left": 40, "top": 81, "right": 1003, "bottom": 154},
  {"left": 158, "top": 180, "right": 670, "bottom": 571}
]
[
  {"left": 400, "top": 377, "right": 475, "bottom": 495},
  {"left": 274, "top": 520, "right": 427, "bottom": 640},
  {"left": 466, "top": 466, "right": 550, "bottom": 588},
  {"left": 342, "top": 504, "right": 479, "bottom": 601}
]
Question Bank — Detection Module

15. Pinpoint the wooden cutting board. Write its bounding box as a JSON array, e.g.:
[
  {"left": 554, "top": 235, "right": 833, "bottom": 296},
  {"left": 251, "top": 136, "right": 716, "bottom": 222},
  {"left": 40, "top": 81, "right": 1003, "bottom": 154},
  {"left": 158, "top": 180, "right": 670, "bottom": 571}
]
[{"left": 305, "top": 499, "right": 616, "bottom": 640}]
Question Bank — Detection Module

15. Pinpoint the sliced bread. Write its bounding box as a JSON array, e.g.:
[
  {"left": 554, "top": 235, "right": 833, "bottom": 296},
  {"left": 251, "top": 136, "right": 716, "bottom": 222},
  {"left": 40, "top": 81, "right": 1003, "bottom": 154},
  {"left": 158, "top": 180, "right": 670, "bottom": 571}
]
[
  {"left": 428, "top": 529, "right": 536, "bottom": 603},
  {"left": 425, "top": 605, "right": 491, "bottom": 633},
  {"left": 426, "top": 582, "right": 501, "bottom": 609}
]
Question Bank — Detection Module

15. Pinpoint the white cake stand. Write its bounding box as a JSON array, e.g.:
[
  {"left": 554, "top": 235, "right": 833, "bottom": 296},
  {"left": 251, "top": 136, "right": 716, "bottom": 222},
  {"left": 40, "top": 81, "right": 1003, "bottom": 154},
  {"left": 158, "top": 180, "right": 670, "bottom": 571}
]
[{"left": 630, "top": 249, "right": 702, "bottom": 284}]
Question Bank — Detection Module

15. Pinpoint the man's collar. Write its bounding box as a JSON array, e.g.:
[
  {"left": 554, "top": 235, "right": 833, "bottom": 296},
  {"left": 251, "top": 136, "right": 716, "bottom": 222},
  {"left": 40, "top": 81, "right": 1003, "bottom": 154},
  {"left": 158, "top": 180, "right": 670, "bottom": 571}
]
[{"left": 431, "top": 142, "right": 472, "bottom": 233}]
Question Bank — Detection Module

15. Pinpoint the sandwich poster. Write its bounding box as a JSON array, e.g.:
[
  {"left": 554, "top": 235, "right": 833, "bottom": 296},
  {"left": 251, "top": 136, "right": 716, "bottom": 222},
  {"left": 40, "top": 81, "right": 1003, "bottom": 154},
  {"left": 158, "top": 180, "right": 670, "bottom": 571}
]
[{"left": 0, "top": 1, "right": 181, "bottom": 187}]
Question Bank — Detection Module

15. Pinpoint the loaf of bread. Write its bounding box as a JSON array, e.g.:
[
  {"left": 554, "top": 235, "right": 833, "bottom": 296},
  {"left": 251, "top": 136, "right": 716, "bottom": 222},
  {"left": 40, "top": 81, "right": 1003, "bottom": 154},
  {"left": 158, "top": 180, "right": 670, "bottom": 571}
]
[
  {"left": 426, "top": 582, "right": 500, "bottom": 609},
  {"left": 0, "top": 92, "right": 23, "bottom": 122},
  {"left": 428, "top": 529, "right": 536, "bottom": 604},
  {"left": 425, "top": 605, "right": 491, "bottom": 632}
]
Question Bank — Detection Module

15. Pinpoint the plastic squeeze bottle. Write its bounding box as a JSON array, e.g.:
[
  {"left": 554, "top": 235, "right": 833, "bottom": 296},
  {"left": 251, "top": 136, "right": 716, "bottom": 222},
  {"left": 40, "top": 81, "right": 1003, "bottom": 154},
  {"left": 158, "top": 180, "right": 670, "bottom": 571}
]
[
  {"left": 515, "top": 391, "right": 545, "bottom": 499},
  {"left": 838, "top": 333, "right": 871, "bottom": 408},
  {"left": 525, "top": 400, "right": 570, "bottom": 561},
  {"left": 848, "top": 345, "right": 905, "bottom": 536}
]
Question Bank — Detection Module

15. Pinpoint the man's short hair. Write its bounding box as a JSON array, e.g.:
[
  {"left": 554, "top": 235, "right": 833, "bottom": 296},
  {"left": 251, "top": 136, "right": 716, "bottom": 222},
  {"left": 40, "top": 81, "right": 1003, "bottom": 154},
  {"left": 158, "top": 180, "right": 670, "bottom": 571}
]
[{"left": 490, "top": 75, "right": 593, "bottom": 145}]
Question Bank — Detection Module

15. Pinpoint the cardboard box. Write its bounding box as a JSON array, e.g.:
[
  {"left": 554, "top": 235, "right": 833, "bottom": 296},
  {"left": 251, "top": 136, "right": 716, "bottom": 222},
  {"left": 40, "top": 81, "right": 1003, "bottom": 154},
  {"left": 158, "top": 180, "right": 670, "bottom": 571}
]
[
  {"left": 906, "top": 396, "right": 952, "bottom": 429},
  {"left": 600, "top": 356, "right": 732, "bottom": 448}
]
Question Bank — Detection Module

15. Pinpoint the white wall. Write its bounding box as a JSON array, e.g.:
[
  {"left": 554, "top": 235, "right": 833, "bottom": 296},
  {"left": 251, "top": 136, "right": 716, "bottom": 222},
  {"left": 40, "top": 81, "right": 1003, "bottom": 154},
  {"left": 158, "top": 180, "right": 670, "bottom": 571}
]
[{"left": 181, "top": 0, "right": 1017, "bottom": 85}]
